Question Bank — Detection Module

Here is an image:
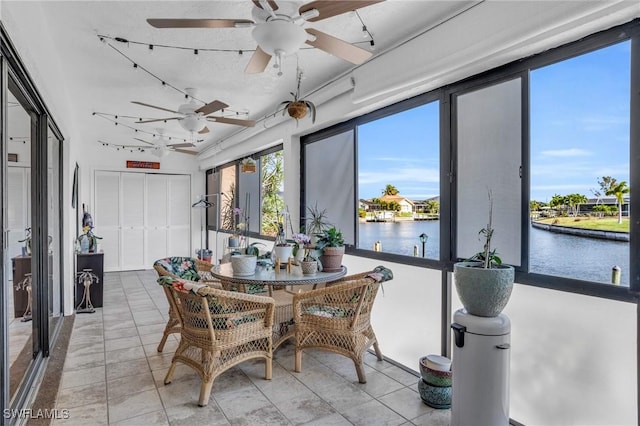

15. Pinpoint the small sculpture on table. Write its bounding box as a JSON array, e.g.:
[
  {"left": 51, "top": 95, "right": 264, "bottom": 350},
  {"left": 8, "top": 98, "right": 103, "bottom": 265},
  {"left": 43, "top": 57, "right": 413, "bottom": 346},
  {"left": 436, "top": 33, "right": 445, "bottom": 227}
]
[
  {"left": 76, "top": 269, "right": 99, "bottom": 313},
  {"left": 15, "top": 273, "right": 32, "bottom": 322}
]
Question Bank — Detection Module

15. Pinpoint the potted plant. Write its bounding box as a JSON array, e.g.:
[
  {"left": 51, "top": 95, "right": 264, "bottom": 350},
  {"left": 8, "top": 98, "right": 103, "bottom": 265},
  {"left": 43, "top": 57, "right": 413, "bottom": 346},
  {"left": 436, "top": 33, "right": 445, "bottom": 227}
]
[
  {"left": 273, "top": 223, "right": 293, "bottom": 266},
  {"left": 453, "top": 191, "right": 514, "bottom": 317},
  {"left": 229, "top": 207, "right": 243, "bottom": 248},
  {"left": 279, "top": 68, "right": 316, "bottom": 124},
  {"left": 316, "top": 227, "right": 345, "bottom": 273},
  {"left": 196, "top": 248, "right": 213, "bottom": 262},
  {"left": 291, "top": 233, "right": 321, "bottom": 274},
  {"left": 303, "top": 203, "right": 332, "bottom": 246}
]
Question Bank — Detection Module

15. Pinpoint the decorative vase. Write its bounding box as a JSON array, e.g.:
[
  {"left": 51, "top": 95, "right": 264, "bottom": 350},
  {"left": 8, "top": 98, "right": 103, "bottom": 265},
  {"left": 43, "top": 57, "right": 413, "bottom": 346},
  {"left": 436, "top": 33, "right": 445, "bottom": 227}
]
[
  {"left": 79, "top": 235, "right": 90, "bottom": 253},
  {"left": 300, "top": 260, "right": 318, "bottom": 275},
  {"left": 453, "top": 261, "right": 515, "bottom": 317},
  {"left": 230, "top": 255, "right": 257, "bottom": 276},
  {"left": 274, "top": 244, "right": 293, "bottom": 265},
  {"left": 319, "top": 246, "right": 344, "bottom": 273}
]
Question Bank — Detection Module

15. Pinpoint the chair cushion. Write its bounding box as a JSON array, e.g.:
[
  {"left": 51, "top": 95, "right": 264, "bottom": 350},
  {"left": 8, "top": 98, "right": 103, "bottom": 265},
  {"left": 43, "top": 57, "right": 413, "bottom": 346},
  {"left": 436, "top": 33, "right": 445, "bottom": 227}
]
[
  {"left": 304, "top": 305, "right": 354, "bottom": 318},
  {"left": 368, "top": 265, "right": 393, "bottom": 282},
  {"left": 154, "top": 257, "right": 201, "bottom": 281},
  {"left": 164, "top": 276, "right": 258, "bottom": 330}
]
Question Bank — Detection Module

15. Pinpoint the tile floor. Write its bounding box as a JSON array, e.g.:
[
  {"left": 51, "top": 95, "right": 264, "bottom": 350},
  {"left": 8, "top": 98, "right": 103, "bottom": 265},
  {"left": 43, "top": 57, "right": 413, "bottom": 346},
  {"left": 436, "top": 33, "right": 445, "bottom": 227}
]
[{"left": 53, "top": 270, "right": 451, "bottom": 425}]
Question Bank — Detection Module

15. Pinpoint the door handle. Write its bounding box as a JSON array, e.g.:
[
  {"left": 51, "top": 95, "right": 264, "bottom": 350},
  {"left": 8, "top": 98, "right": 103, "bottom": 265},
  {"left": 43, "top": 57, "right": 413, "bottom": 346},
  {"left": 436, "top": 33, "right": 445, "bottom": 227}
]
[{"left": 496, "top": 343, "right": 510, "bottom": 350}]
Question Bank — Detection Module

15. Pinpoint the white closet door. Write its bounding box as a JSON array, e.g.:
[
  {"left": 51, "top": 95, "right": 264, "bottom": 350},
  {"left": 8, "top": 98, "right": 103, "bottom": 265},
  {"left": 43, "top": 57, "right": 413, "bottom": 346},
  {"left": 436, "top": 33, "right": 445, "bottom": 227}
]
[
  {"left": 95, "top": 171, "right": 121, "bottom": 271},
  {"left": 121, "top": 173, "right": 145, "bottom": 270},
  {"left": 145, "top": 174, "right": 169, "bottom": 264},
  {"left": 6, "top": 167, "right": 29, "bottom": 275},
  {"left": 167, "top": 175, "right": 191, "bottom": 257}
]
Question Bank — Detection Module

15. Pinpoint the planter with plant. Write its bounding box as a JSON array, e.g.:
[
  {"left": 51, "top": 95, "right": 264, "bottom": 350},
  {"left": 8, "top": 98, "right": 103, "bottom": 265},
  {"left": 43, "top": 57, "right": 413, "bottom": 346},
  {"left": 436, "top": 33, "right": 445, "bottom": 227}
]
[
  {"left": 316, "top": 227, "right": 345, "bottom": 273},
  {"left": 292, "top": 233, "right": 322, "bottom": 275},
  {"left": 303, "top": 203, "right": 332, "bottom": 247},
  {"left": 453, "top": 191, "right": 514, "bottom": 317}
]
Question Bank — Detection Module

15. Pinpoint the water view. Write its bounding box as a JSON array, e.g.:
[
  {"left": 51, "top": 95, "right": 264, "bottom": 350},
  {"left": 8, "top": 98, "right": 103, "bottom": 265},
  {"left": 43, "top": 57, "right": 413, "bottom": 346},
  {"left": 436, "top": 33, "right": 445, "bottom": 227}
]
[{"left": 358, "top": 221, "right": 629, "bottom": 286}]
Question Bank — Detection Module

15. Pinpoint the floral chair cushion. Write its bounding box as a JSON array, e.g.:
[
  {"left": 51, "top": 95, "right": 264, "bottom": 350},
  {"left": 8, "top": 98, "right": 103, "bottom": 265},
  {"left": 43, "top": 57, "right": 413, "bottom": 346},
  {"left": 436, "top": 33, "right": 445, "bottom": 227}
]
[
  {"left": 160, "top": 276, "right": 257, "bottom": 330},
  {"left": 154, "top": 257, "right": 201, "bottom": 282}
]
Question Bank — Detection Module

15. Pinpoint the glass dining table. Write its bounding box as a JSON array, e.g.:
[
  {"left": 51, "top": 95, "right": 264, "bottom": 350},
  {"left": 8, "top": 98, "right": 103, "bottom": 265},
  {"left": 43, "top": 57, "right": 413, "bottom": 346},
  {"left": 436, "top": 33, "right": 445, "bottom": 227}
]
[
  {"left": 210, "top": 263, "right": 347, "bottom": 349},
  {"left": 210, "top": 262, "right": 347, "bottom": 295}
]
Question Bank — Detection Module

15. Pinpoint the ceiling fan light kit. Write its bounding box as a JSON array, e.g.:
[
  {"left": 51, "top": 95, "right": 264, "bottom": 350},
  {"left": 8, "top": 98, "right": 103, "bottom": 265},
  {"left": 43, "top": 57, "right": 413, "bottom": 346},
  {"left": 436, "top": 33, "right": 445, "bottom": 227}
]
[{"left": 146, "top": 0, "right": 381, "bottom": 75}]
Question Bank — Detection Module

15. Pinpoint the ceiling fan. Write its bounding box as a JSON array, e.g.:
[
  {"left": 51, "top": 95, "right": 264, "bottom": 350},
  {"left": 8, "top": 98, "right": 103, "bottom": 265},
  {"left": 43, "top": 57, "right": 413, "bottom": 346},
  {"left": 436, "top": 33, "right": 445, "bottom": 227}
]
[
  {"left": 133, "top": 130, "right": 199, "bottom": 157},
  {"left": 132, "top": 88, "right": 256, "bottom": 134},
  {"left": 147, "top": 0, "right": 382, "bottom": 74}
]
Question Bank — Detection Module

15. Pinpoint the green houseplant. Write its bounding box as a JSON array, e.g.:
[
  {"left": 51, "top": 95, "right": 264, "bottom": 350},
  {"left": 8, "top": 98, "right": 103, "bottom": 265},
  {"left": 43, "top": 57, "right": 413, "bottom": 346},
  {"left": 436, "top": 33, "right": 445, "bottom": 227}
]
[
  {"left": 303, "top": 203, "right": 332, "bottom": 248},
  {"left": 453, "top": 191, "right": 514, "bottom": 317},
  {"left": 316, "top": 227, "right": 345, "bottom": 273}
]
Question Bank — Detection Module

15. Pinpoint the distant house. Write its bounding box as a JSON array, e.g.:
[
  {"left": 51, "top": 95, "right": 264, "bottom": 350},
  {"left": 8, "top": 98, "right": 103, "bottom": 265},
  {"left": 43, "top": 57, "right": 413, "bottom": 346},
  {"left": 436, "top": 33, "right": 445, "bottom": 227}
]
[
  {"left": 583, "top": 196, "right": 630, "bottom": 215},
  {"left": 379, "top": 194, "right": 415, "bottom": 213},
  {"left": 359, "top": 199, "right": 378, "bottom": 211}
]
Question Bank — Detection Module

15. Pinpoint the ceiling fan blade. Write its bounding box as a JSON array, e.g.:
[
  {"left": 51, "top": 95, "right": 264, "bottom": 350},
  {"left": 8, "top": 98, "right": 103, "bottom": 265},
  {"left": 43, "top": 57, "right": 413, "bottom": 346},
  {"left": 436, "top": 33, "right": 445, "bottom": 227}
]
[
  {"left": 137, "top": 117, "right": 181, "bottom": 124},
  {"left": 134, "top": 137, "right": 154, "bottom": 145},
  {"left": 195, "top": 100, "right": 229, "bottom": 115},
  {"left": 147, "top": 18, "right": 254, "bottom": 29},
  {"left": 300, "top": 1, "right": 383, "bottom": 22},
  {"left": 173, "top": 148, "right": 198, "bottom": 155},
  {"left": 207, "top": 116, "right": 256, "bottom": 127},
  {"left": 131, "top": 101, "right": 181, "bottom": 114},
  {"left": 198, "top": 126, "right": 210, "bottom": 134},
  {"left": 167, "top": 142, "right": 194, "bottom": 148},
  {"left": 245, "top": 47, "right": 272, "bottom": 74},
  {"left": 306, "top": 28, "right": 372, "bottom": 64},
  {"left": 252, "top": 1, "right": 279, "bottom": 11}
]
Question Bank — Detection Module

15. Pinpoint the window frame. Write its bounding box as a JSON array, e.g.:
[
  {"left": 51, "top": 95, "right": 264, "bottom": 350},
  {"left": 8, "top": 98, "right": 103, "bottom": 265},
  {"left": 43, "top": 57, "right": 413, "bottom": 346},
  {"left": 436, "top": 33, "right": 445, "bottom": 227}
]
[
  {"left": 206, "top": 144, "right": 284, "bottom": 240},
  {"left": 300, "top": 18, "right": 640, "bottom": 303}
]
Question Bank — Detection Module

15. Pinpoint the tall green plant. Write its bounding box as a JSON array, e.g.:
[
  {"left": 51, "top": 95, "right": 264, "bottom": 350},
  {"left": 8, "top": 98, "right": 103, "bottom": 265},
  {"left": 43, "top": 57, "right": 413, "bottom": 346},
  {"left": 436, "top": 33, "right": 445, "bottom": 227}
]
[{"left": 467, "top": 190, "right": 502, "bottom": 269}]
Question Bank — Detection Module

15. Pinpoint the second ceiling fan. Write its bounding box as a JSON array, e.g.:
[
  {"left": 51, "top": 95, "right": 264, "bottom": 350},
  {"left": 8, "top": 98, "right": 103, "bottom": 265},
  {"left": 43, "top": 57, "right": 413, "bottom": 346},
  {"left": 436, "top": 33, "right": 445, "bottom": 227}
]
[
  {"left": 133, "top": 88, "right": 256, "bottom": 134},
  {"left": 147, "top": 0, "right": 383, "bottom": 74}
]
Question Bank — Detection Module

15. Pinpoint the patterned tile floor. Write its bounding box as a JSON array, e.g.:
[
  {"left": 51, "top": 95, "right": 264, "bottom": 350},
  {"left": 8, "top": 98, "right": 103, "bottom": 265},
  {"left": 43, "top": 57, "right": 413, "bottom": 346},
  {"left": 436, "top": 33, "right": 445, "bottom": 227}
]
[{"left": 53, "top": 270, "right": 451, "bottom": 425}]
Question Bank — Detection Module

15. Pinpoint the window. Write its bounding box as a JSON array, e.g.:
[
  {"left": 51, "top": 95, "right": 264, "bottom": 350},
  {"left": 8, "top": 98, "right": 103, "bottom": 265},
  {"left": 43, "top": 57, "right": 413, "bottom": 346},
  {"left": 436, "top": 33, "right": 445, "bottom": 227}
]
[
  {"left": 529, "top": 41, "right": 630, "bottom": 286},
  {"left": 260, "top": 150, "right": 284, "bottom": 236},
  {"left": 358, "top": 101, "right": 440, "bottom": 259},
  {"left": 207, "top": 146, "right": 283, "bottom": 238}
]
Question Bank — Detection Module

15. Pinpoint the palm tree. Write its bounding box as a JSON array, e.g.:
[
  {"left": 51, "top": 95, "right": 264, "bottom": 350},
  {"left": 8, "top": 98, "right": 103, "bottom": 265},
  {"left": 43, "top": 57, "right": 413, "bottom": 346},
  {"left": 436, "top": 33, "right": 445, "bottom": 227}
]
[
  {"left": 382, "top": 184, "right": 399, "bottom": 196},
  {"left": 605, "top": 181, "right": 630, "bottom": 224}
]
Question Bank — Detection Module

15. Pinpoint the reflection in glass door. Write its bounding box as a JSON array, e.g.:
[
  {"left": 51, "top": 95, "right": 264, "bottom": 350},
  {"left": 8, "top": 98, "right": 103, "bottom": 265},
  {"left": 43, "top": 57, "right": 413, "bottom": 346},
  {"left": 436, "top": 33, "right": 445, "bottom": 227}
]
[
  {"left": 48, "top": 127, "right": 61, "bottom": 343},
  {"left": 5, "top": 86, "right": 34, "bottom": 403}
]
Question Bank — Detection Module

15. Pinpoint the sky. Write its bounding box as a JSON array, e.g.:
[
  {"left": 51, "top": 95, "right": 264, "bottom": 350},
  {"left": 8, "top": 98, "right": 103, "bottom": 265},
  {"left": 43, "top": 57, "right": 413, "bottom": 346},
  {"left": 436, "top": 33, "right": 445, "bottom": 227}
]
[{"left": 357, "top": 40, "right": 630, "bottom": 203}]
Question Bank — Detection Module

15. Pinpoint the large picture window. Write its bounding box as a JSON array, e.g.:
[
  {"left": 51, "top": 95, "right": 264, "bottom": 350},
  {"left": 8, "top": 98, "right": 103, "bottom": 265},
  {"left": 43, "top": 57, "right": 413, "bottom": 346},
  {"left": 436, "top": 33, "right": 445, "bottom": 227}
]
[
  {"left": 529, "top": 41, "right": 630, "bottom": 286},
  {"left": 358, "top": 101, "right": 440, "bottom": 259}
]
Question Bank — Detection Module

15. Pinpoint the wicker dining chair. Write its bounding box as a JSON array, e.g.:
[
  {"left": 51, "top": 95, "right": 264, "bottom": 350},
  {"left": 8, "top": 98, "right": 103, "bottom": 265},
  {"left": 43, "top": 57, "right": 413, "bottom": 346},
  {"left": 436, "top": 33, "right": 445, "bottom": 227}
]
[
  {"left": 153, "top": 257, "right": 221, "bottom": 352},
  {"left": 292, "top": 266, "right": 393, "bottom": 383},
  {"left": 164, "top": 279, "right": 274, "bottom": 407}
]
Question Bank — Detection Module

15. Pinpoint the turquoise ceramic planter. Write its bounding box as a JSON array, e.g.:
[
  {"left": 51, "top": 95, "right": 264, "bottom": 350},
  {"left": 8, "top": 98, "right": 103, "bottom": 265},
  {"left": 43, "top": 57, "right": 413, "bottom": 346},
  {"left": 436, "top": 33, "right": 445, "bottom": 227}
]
[
  {"left": 418, "top": 379, "right": 451, "bottom": 409},
  {"left": 454, "top": 262, "right": 514, "bottom": 317}
]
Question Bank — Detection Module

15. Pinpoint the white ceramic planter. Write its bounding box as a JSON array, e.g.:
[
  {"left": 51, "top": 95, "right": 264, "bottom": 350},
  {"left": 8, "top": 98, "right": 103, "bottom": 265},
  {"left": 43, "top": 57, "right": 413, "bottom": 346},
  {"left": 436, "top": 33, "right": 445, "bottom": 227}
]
[
  {"left": 274, "top": 245, "right": 293, "bottom": 264},
  {"left": 230, "top": 255, "right": 257, "bottom": 276}
]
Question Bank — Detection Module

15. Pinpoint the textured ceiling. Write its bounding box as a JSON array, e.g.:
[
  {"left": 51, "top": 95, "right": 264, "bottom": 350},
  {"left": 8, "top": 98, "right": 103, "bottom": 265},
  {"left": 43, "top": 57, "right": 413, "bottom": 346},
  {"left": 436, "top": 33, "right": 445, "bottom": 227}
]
[{"left": 4, "top": 0, "right": 474, "bottom": 154}]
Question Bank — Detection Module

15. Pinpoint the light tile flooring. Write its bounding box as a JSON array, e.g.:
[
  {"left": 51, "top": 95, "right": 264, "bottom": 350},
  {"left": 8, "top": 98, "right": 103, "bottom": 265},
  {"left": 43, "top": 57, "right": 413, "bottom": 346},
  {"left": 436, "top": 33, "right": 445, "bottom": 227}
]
[{"left": 53, "top": 270, "right": 450, "bottom": 425}]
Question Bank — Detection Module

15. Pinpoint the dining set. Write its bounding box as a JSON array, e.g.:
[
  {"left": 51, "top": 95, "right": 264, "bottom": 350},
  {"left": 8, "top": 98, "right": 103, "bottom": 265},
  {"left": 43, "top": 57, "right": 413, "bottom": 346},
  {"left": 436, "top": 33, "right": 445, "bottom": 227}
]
[{"left": 153, "top": 256, "right": 392, "bottom": 407}]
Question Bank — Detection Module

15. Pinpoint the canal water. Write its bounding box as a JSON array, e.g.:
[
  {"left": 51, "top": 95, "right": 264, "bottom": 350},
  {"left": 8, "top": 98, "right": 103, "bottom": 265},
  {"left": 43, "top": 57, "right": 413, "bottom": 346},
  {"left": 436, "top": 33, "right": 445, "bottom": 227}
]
[{"left": 358, "top": 221, "right": 629, "bottom": 286}]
